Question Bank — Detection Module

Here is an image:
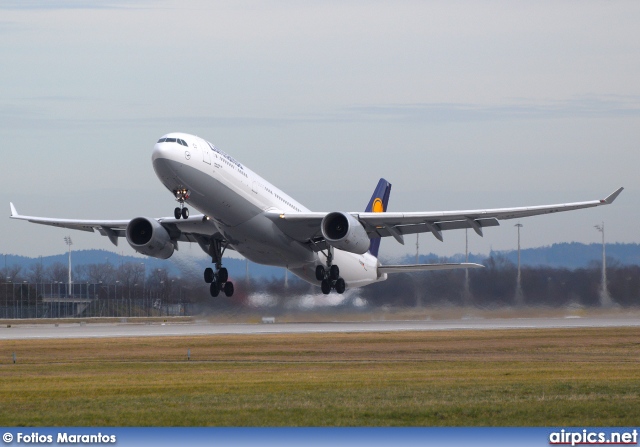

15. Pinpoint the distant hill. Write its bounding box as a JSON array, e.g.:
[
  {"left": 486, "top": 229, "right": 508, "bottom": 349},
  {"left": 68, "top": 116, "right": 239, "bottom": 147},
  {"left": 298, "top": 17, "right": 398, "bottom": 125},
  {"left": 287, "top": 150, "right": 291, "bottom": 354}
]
[
  {"left": 3, "top": 242, "right": 639, "bottom": 282},
  {"left": 496, "top": 242, "right": 640, "bottom": 268},
  {"left": 400, "top": 242, "right": 640, "bottom": 269},
  {"left": 1, "top": 249, "right": 286, "bottom": 281}
]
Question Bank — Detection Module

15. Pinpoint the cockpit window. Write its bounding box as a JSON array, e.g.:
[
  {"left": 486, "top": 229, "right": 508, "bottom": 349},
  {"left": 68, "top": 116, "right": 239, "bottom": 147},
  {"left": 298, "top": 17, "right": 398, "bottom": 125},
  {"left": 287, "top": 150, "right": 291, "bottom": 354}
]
[{"left": 158, "top": 137, "right": 188, "bottom": 146}]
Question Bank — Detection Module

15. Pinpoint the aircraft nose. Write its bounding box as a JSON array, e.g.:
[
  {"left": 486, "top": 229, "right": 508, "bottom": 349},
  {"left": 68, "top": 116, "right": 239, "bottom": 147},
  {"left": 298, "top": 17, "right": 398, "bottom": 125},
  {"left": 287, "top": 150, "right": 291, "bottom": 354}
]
[
  {"left": 152, "top": 140, "right": 174, "bottom": 162},
  {"left": 152, "top": 143, "right": 162, "bottom": 160},
  {"left": 152, "top": 141, "right": 182, "bottom": 183},
  {"left": 152, "top": 136, "right": 192, "bottom": 166}
]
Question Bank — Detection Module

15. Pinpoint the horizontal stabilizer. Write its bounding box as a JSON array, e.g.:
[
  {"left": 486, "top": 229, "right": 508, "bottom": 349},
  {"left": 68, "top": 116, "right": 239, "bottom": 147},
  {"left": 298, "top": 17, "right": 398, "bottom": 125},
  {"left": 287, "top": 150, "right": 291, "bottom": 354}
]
[{"left": 378, "top": 262, "right": 484, "bottom": 274}]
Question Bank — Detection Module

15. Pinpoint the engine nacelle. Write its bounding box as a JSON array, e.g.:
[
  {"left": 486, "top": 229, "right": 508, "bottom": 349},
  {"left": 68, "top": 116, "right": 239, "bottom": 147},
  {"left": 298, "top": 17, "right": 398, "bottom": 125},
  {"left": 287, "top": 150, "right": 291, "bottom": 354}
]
[
  {"left": 126, "top": 217, "right": 175, "bottom": 259},
  {"left": 321, "top": 212, "right": 370, "bottom": 255}
]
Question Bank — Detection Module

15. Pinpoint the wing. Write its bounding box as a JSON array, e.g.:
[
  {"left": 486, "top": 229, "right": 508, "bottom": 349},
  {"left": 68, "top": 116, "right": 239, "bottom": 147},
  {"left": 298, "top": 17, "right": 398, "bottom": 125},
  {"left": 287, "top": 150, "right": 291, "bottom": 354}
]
[
  {"left": 8, "top": 203, "right": 230, "bottom": 252},
  {"left": 268, "top": 187, "right": 623, "bottom": 248}
]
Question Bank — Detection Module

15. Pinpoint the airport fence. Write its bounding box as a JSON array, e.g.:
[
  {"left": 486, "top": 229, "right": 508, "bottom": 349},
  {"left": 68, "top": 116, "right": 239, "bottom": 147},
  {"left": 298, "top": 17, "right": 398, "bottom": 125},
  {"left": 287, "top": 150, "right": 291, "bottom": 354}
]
[{"left": 0, "top": 281, "right": 191, "bottom": 319}]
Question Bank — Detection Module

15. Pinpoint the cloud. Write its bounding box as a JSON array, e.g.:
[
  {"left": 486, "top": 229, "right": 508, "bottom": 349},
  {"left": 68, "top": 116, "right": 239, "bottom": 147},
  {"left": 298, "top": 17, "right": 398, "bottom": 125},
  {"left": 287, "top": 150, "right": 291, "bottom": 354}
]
[
  {"left": 0, "top": 0, "right": 157, "bottom": 10},
  {"left": 343, "top": 95, "right": 640, "bottom": 123},
  {"left": 2, "top": 94, "right": 640, "bottom": 131},
  {"left": 0, "top": 108, "right": 290, "bottom": 130},
  {"left": 0, "top": 21, "right": 21, "bottom": 33}
]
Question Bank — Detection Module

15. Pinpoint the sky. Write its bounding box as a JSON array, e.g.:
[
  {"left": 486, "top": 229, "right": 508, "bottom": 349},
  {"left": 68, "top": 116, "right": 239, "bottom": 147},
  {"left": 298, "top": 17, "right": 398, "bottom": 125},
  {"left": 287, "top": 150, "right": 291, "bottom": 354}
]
[{"left": 1, "top": 0, "right": 638, "bottom": 264}]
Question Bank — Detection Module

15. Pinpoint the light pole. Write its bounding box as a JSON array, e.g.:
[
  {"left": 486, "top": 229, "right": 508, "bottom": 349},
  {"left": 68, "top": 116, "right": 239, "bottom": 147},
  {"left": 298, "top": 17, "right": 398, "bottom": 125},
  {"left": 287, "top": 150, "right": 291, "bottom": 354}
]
[
  {"left": 12, "top": 280, "right": 16, "bottom": 318},
  {"left": 64, "top": 236, "right": 73, "bottom": 297},
  {"left": 140, "top": 262, "right": 146, "bottom": 316},
  {"left": 160, "top": 280, "right": 165, "bottom": 316},
  {"left": 462, "top": 228, "right": 471, "bottom": 306},
  {"left": 415, "top": 232, "right": 422, "bottom": 308},
  {"left": 115, "top": 280, "right": 120, "bottom": 316},
  {"left": 134, "top": 283, "right": 138, "bottom": 317},
  {"left": 22, "top": 280, "right": 28, "bottom": 319},
  {"left": 594, "top": 222, "right": 613, "bottom": 307},
  {"left": 172, "top": 279, "right": 178, "bottom": 316},
  {"left": 54, "top": 281, "right": 58, "bottom": 317},
  {"left": 98, "top": 281, "right": 104, "bottom": 316},
  {"left": 514, "top": 223, "right": 524, "bottom": 306},
  {"left": 5, "top": 277, "right": 11, "bottom": 319}
]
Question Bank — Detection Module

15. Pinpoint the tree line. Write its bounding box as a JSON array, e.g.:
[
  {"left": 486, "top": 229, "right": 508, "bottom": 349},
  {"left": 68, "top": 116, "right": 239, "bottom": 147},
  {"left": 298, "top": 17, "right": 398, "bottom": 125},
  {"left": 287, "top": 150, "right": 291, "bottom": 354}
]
[
  {"left": 359, "top": 255, "right": 640, "bottom": 308},
  {"left": 1, "top": 255, "right": 639, "bottom": 314}
]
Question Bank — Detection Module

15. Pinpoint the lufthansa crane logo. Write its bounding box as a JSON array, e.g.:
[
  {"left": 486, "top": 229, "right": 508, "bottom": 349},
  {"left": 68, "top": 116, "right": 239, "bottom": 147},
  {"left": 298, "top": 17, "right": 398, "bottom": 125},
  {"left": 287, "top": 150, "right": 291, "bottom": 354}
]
[{"left": 372, "top": 198, "right": 384, "bottom": 213}]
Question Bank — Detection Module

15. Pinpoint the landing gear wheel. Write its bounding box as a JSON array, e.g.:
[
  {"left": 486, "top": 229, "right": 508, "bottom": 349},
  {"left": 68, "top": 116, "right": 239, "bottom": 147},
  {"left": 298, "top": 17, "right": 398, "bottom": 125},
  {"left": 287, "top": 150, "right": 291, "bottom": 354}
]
[
  {"left": 203, "top": 239, "right": 232, "bottom": 298},
  {"left": 321, "top": 279, "right": 332, "bottom": 295},
  {"left": 174, "top": 207, "right": 181, "bottom": 219},
  {"left": 329, "top": 265, "right": 340, "bottom": 281},
  {"left": 335, "top": 278, "right": 346, "bottom": 294},
  {"left": 315, "top": 265, "right": 325, "bottom": 281},
  {"left": 181, "top": 207, "right": 189, "bottom": 219}
]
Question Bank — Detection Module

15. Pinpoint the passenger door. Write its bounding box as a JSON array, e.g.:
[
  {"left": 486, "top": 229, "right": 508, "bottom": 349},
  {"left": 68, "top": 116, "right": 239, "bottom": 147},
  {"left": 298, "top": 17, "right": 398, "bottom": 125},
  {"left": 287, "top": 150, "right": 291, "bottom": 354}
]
[{"left": 197, "top": 141, "right": 211, "bottom": 165}]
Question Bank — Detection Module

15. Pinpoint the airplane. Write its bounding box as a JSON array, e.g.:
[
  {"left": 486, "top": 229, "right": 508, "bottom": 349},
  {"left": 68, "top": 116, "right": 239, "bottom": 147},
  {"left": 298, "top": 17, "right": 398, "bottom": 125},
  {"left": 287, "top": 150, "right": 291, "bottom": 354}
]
[{"left": 10, "top": 132, "right": 623, "bottom": 297}]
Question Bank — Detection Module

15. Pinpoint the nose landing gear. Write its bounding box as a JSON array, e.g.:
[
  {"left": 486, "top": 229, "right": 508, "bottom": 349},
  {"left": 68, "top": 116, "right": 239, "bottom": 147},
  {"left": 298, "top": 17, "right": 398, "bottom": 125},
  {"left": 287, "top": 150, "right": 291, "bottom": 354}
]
[{"left": 173, "top": 188, "right": 190, "bottom": 219}]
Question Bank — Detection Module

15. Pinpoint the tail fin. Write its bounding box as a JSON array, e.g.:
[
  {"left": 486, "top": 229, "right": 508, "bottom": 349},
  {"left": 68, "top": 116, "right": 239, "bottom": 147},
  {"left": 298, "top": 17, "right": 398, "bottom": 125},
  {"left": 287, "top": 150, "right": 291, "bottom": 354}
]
[{"left": 365, "top": 178, "right": 392, "bottom": 258}]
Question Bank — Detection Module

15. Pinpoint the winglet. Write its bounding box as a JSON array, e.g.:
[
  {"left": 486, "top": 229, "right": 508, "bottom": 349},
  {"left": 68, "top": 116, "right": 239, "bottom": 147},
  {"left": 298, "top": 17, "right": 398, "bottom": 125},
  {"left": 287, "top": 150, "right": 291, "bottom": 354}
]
[
  {"left": 9, "top": 202, "right": 17, "bottom": 217},
  {"left": 602, "top": 187, "right": 624, "bottom": 205}
]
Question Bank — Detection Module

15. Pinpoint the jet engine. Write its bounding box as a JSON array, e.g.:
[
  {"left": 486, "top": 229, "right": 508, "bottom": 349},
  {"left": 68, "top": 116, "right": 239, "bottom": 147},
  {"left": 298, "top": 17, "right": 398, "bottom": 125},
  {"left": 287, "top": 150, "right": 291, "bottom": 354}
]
[
  {"left": 321, "top": 212, "right": 370, "bottom": 255},
  {"left": 126, "top": 217, "right": 175, "bottom": 259}
]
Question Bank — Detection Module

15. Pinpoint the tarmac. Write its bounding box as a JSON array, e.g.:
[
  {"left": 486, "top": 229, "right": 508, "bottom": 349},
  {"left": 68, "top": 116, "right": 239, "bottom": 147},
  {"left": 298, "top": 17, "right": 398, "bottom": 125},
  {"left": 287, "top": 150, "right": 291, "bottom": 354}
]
[{"left": 1, "top": 316, "right": 639, "bottom": 340}]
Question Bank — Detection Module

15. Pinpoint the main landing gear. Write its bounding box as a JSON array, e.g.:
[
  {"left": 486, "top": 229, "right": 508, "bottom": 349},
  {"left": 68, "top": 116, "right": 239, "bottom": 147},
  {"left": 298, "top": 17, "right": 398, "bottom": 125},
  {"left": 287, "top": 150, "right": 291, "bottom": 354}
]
[
  {"left": 204, "top": 266, "right": 234, "bottom": 297},
  {"left": 315, "top": 247, "right": 346, "bottom": 295},
  {"left": 173, "top": 188, "right": 190, "bottom": 219},
  {"left": 202, "top": 239, "right": 234, "bottom": 298}
]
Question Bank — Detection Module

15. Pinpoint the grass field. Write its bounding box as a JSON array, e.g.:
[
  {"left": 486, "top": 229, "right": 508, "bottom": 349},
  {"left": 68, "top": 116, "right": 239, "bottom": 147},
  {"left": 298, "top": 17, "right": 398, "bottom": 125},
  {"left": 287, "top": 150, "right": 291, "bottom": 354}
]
[{"left": 1, "top": 327, "right": 639, "bottom": 426}]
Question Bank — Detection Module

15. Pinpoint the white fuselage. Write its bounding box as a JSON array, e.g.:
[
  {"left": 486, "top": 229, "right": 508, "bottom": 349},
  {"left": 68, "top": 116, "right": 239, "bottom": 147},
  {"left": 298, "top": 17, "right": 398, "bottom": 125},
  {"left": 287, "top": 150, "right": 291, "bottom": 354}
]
[{"left": 151, "top": 133, "right": 383, "bottom": 289}]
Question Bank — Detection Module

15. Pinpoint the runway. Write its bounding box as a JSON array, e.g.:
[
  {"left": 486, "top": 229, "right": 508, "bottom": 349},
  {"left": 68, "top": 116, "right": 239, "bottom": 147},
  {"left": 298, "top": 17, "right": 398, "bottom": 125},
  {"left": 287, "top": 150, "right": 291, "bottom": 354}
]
[{"left": 1, "top": 316, "right": 639, "bottom": 340}]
